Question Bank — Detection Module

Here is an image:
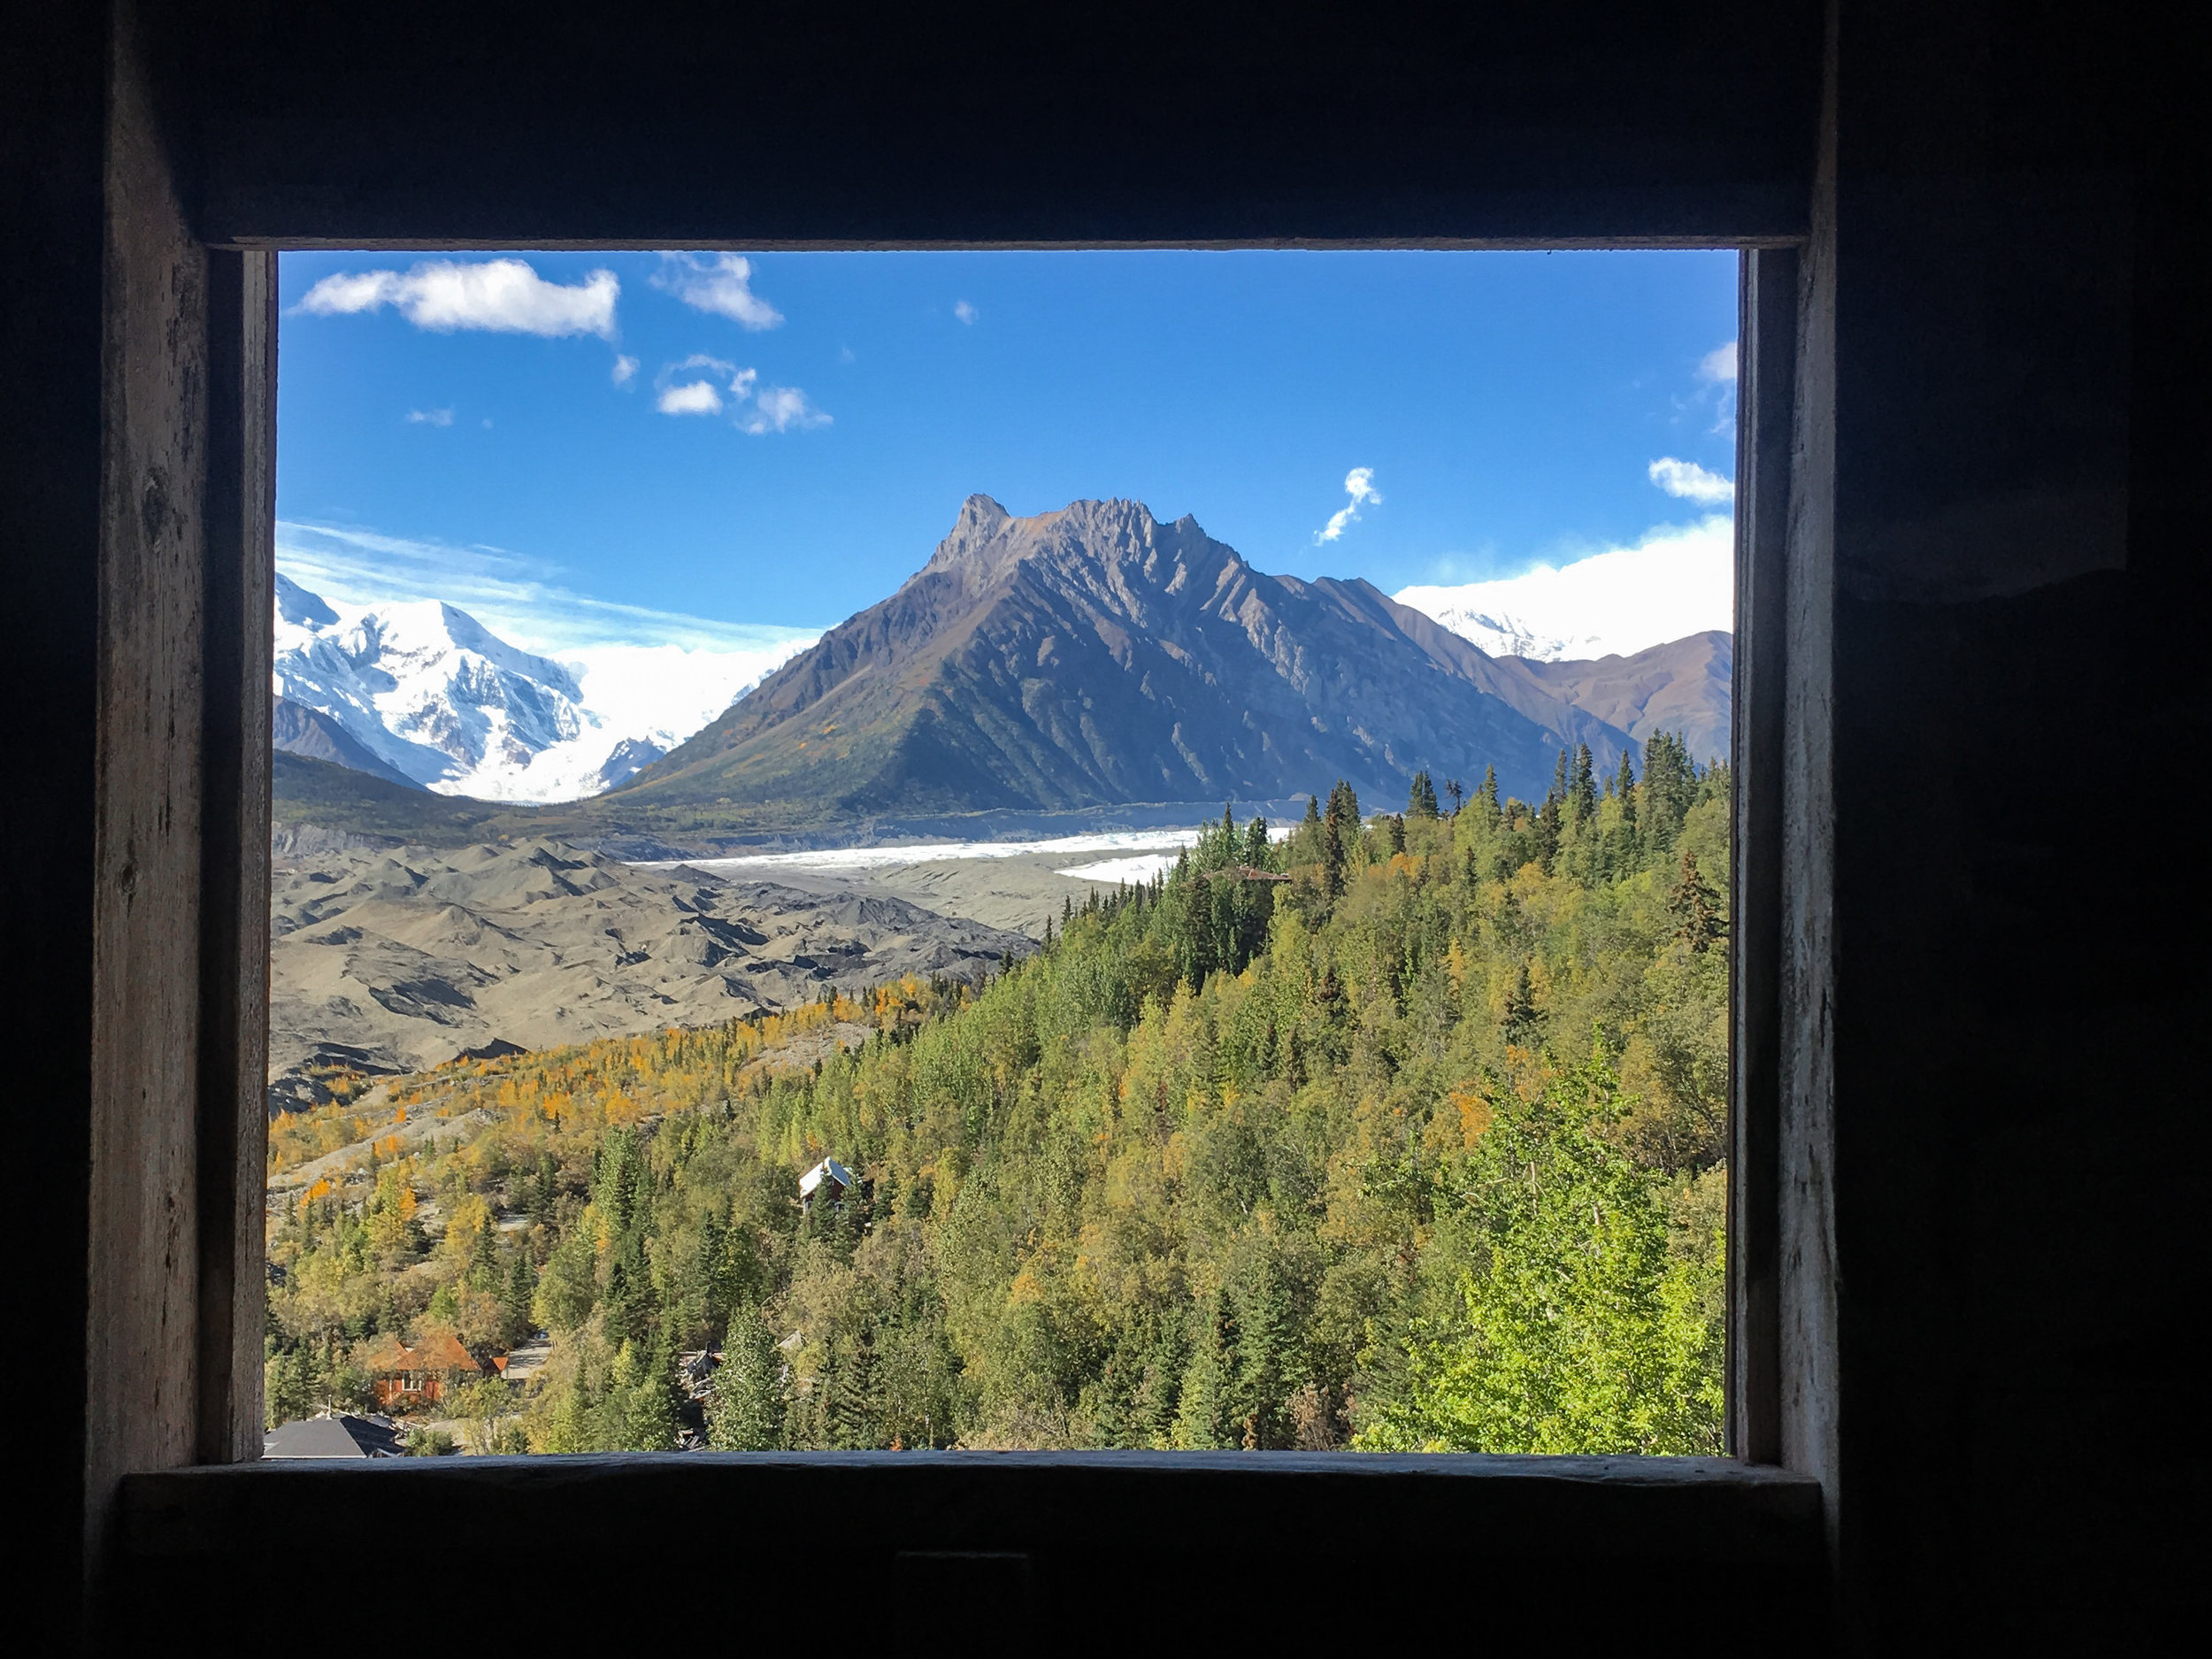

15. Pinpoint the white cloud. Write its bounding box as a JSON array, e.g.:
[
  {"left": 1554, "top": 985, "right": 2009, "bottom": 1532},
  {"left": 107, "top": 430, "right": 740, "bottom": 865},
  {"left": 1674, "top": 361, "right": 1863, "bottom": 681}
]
[
  {"left": 1394, "top": 515, "right": 1732, "bottom": 663},
  {"left": 738, "top": 384, "right": 830, "bottom": 434},
  {"left": 275, "top": 518, "right": 828, "bottom": 654},
  {"left": 296, "top": 258, "right": 619, "bottom": 339},
  {"left": 563, "top": 638, "right": 814, "bottom": 749},
  {"left": 954, "top": 300, "right": 979, "bottom": 325},
  {"left": 1698, "top": 341, "right": 1739, "bottom": 384},
  {"left": 1648, "top": 457, "right": 1735, "bottom": 504},
  {"left": 611, "top": 354, "right": 639, "bottom": 385},
  {"left": 657, "top": 380, "right": 724, "bottom": 416},
  {"left": 654, "top": 354, "right": 734, "bottom": 416},
  {"left": 651, "top": 253, "right": 784, "bottom": 329},
  {"left": 1316, "top": 466, "right": 1382, "bottom": 543},
  {"left": 653, "top": 356, "right": 826, "bottom": 433},
  {"left": 406, "top": 408, "right": 455, "bottom": 426}
]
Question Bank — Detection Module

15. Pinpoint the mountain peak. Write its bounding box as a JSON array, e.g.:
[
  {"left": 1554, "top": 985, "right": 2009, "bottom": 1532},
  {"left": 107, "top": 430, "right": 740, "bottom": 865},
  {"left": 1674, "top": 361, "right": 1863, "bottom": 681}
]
[
  {"left": 922, "top": 495, "right": 1193, "bottom": 594},
  {"left": 959, "top": 492, "right": 1009, "bottom": 530},
  {"left": 627, "top": 492, "right": 1641, "bottom": 816}
]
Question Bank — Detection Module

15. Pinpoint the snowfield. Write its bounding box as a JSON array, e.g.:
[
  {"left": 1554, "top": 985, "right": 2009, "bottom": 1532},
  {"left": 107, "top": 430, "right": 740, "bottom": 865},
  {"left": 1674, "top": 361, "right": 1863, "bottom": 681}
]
[{"left": 271, "top": 572, "right": 810, "bottom": 801}]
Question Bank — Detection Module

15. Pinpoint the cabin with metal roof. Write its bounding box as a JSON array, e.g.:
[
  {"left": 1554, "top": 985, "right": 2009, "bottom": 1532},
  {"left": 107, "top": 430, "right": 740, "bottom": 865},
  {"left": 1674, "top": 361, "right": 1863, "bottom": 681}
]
[{"left": 798, "top": 1157, "right": 854, "bottom": 1212}]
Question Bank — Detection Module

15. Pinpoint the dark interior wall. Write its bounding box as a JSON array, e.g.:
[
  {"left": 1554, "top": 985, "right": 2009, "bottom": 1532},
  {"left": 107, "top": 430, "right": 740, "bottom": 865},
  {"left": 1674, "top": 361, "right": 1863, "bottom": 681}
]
[
  {"left": 161, "top": 0, "right": 1824, "bottom": 246},
  {"left": 1820, "top": 4, "right": 2206, "bottom": 1643},
  {"left": 0, "top": 2, "right": 109, "bottom": 1644},
  {"left": 6, "top": 1, "right": 2206, "bottom": 1649}
]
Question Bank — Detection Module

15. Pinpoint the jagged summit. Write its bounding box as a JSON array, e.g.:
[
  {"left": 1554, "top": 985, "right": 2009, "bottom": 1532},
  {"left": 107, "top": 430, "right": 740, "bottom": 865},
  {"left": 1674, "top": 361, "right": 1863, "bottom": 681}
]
[{"left": 618, "top": 495, "right": 1638, "bottom": 818}]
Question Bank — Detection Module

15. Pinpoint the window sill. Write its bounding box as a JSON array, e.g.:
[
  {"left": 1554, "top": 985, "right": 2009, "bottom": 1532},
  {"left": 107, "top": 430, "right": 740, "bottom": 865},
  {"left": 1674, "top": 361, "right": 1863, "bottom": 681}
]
[{"left": 119, "top": 1453, "right": 1823, "bottom": 1637}]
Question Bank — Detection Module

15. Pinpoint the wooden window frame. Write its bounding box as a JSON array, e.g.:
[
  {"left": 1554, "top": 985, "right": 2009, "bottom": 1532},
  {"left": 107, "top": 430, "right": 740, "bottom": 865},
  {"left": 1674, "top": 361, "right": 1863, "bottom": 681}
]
[
  {"left": 101, "top": 238, "right": 1832, "bottom": 1621},
  {"left": 40, "top": 5, "right": 1847, "bottom": 1640}
]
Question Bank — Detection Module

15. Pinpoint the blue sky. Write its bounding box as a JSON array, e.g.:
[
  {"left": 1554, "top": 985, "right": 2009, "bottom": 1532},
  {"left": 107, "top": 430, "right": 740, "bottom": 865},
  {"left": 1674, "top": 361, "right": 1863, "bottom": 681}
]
[{"left": 276, "top": 250, "right": 1738, "bottom": 654}]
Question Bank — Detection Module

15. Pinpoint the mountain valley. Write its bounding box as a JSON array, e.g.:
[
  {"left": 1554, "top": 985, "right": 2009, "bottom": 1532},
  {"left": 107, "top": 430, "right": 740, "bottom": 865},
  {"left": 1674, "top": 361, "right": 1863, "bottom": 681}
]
[{"left": 270, "top": 496, "right": 1731, "bottom": 849}]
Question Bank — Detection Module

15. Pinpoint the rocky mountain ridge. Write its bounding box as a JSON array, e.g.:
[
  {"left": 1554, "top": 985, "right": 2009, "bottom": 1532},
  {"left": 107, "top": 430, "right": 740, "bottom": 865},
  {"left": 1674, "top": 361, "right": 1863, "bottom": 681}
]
[{"left": 620, "top": 495, "right": 1641, "bottom": 815}]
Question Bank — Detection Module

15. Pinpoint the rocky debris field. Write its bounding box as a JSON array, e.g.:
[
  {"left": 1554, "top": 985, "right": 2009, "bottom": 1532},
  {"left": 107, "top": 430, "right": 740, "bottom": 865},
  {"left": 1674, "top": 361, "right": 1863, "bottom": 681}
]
[{"left": 267, "top": 838, "right": 1030, "bottom": 1111}]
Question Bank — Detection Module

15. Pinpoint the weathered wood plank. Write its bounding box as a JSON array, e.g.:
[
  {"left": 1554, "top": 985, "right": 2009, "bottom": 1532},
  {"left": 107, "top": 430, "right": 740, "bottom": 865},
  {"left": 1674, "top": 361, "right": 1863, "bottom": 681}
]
[
  {"left": 1729, "top": 248, "right": 1797, "bottom": 1464},
  {"left": 84, "top": 0, "right": 210, "bottom": 1593},
  {"left": 195, "top": 248, "right": 274, "bottom": 1467}
]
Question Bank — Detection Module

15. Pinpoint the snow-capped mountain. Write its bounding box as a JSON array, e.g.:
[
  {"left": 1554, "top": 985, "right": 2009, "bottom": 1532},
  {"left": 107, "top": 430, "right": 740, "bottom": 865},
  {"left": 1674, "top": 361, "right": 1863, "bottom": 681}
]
[
  {"left": 1394, "top": 516, "right": 1733, "bottom": 663},
  {"left": 272, "top": 574, "right": 801, "bottom": 802}
]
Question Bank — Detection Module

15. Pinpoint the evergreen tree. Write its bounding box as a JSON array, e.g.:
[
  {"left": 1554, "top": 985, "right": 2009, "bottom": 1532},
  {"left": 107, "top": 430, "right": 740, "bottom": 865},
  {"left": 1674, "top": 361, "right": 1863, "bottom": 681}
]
[
  {"left": 707, "top": 1305, "right": 790, "bottom": 1450},
  {"left": 1668, "top": 850, "right": 1726, "bottom": 953},
  {"left": 1476, "top": 764, "right": 1502, "bottom": 828},
  {"left": 1322, "top": 780, "right": 1361, "bottom": 897},
  {"left": 1444, "top": 777, "right": 1465, "bottom": 816},
  {"left": 1229, "top": 1249, "right": 1300, "bottom": 1449},
  {"left": 1502, "top": 960, "right": 1540, "bottom": 1035},
  {"left": 1241, "top": 813, "right": 1271, "bottom": 870},
  {"left": 1173, "top": 1297, "right": 1235, "bottom": 1449},
  {"left": 502, "top": 1251, "right": 536, "bottom": 1348},
  {"left": 1407, "top": 770, "right": 1440, "bottom": 818},
  {"left": 1614, "top": 750, "right": 1638, "bottom": 837},
  {"left": 1569, "top": 744, "right": 1598, "bottom": 825},
  {"left": 1640, "top": 732, "right": 1694, "bottom": 849},
  {"left": 1534, "top": 794, "right": 1562, "bottom": 872}
]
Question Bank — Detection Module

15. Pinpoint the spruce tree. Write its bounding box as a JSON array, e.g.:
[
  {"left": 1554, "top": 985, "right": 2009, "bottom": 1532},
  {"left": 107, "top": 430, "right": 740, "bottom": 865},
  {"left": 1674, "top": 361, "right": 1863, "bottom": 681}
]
[
  {"left": 1668, "top": 849, "right": 1726, "bottom": 952},
  {"left": 1407, "top": 770, "right": 1440, "bottom": 818},
  {"left": 502, "top": 1251, "right": 536, "bottom": 1347},
  {"left": 1569, "top": 744, "right": 1597, "bottom": 824},
  {"left": 1242, "top": 813, "right": 1271, "bottom": 870},
  {"left": 1322, "top": 780, "right": 1360, "bottom": 897},
  {"left": 1503, "top": 960, "right": 1540, "bottom": 1035}
]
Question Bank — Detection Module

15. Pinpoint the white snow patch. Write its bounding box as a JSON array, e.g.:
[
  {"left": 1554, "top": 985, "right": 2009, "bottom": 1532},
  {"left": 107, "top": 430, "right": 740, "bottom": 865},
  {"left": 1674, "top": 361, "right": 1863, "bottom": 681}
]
[{"left": 271, "top": 572, "right": 812, "bottom": 802}]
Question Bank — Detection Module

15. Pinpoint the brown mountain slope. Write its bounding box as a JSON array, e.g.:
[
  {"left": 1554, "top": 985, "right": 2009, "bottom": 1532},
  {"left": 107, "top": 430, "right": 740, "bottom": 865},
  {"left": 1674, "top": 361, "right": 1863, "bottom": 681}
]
[
  {"left": 619, "top": 495, "right": 1636, "bottom": 814},
  {"left": 1494, "top": 630, "right": 1732, "bottom": 767},
  {"left": 266, "top": 838, "right": 1029, "bottom": 1107}
]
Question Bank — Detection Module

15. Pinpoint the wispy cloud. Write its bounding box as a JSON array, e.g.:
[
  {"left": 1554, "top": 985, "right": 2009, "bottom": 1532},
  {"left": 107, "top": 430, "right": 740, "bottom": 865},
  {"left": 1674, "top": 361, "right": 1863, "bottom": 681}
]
[
  {"left": 296, "top": 258, "right": 619, "bottom": 339},
  {"left": 1692, "top": 338, "right": 1738, "bottom": 434},
  {"left": 1316, "top": 467, "right": 1382, "bottom": 543},
  {"left": 739, "top": 384, "right": 830, "bottom": 434},
  {"left": 611, "top": 355, "right": 639, "bottom": 386},
  {"left": 405, "top": 407, "right": 455, "bottom": 426},
  {"left": 275, "top": 519, "right": 826, "bottom": 654},
  {"left": 1647, "top": 457, "right": 1735, "bottom": 504},
  {"left": 651, "top": 253, "right": 784, "bottom": 330},
  {"left": 653, "top": 356, "right": 828, "bottom": 433},
  {"left": 954, "top": 299, "right": 979, "bottom": 325}
]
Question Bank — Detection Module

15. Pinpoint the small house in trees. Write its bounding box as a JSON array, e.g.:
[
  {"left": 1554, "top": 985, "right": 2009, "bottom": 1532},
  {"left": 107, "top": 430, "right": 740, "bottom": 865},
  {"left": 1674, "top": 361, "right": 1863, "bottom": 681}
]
[
  {"left": 356, "top": 1326, "right": 483, "bottom": 1411},
  {"left": 799, "top": 1156, "right": 854, "bottom": 1213}
]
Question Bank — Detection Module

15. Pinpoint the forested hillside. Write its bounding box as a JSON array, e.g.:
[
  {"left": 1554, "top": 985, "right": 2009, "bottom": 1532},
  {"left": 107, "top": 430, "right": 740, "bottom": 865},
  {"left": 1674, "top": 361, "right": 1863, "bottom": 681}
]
[{"left": 265, "top": 736, "right": 1731, "bottom": 1455}]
